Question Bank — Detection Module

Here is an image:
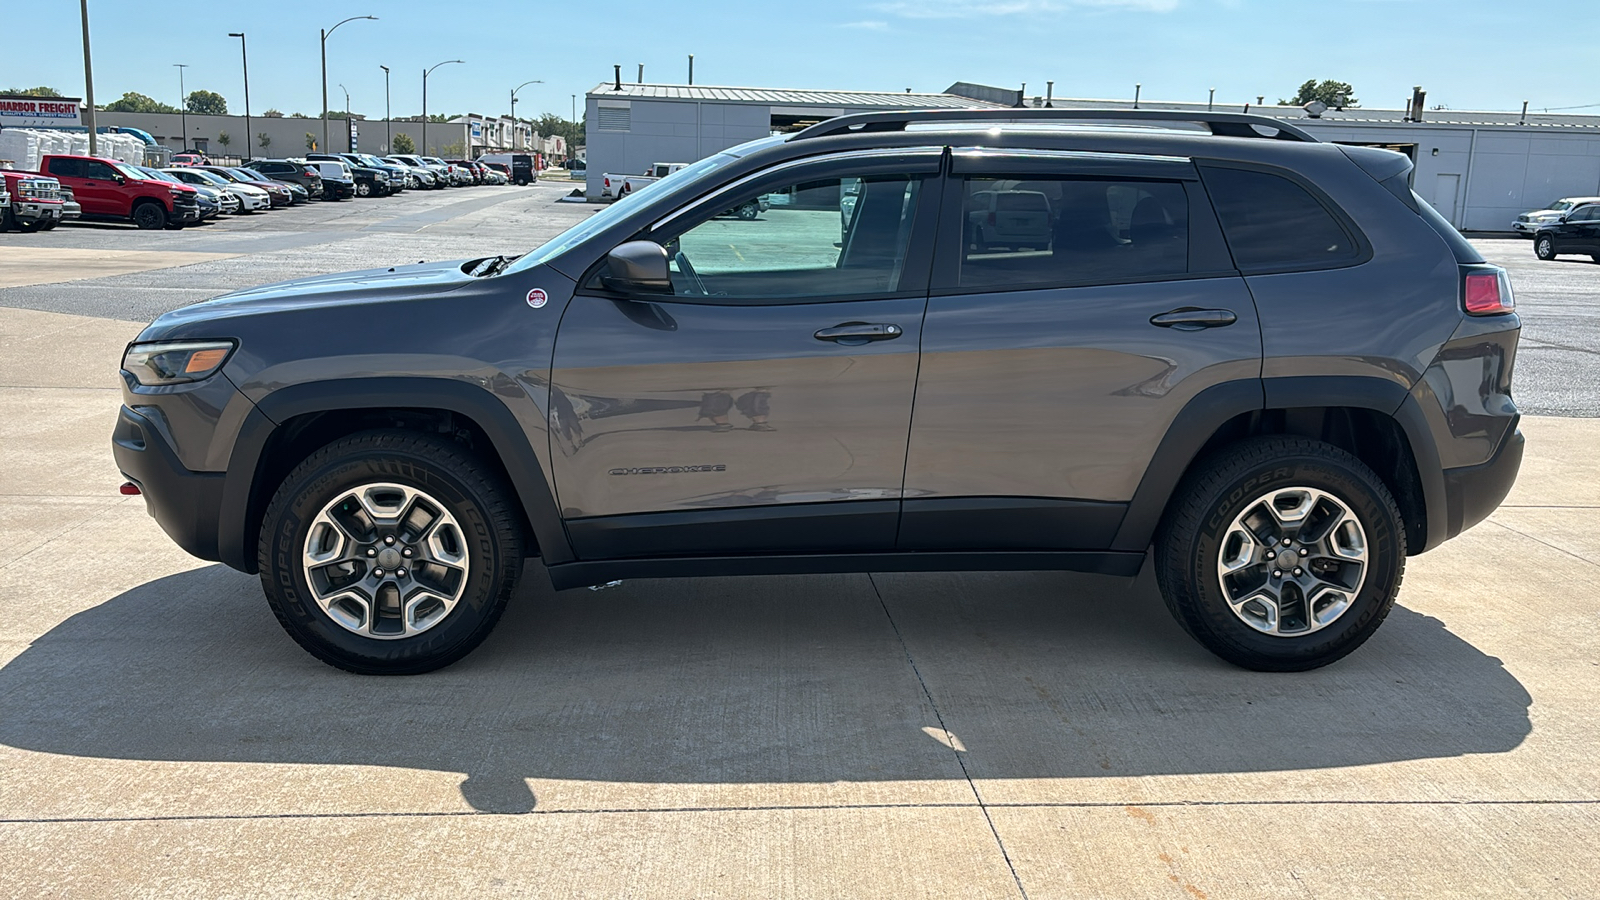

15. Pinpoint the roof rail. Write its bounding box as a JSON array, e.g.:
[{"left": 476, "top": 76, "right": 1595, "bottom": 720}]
[{"left": 788, "top": 108, "right": 1318, "bottom": 143}]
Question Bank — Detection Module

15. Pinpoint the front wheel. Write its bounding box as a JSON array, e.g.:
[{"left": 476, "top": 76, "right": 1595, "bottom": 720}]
[
  {"left": 1536, "top": 234, "right": 1557, "bottom": 260},
  {"left": 1154, "top": 436, "right": 1405, "bottom": 671},
  {"left": 132, "top": 201, "right": 168, "bottom": 230},
  {"left": 258, "top": 430, "right": 523, "bottom": 675},
  {"left": 356, "top": 182, "right": 371, "bottom": 197},
  {"left": 736, "top": 201, "right": 759, "bottom": 220}
]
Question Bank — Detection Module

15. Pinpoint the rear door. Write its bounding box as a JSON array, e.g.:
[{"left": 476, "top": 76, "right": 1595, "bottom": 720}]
[
  {"left": 550, "top": 150, "right": 941, "bottom": 559},
  {"left": 902, "top": 149, "right": 1261, "bottom": 551}
]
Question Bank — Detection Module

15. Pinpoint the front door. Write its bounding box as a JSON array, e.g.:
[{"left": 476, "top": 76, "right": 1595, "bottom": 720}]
[
  {"left": 901, "top": 150, "right": 1262, "bottom": 551},
  {"left": 550, "top": 152, "right": 941, "bottom": 559}
]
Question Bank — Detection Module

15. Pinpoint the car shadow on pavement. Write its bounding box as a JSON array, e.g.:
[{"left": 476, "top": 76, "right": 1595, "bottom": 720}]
[{"left": 0, "top": 563, "right": 1531, "bottom": 813}]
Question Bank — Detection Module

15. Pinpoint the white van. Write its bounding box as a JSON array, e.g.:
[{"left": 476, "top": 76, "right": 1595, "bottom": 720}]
[{"left": 307, "top": 159, "right": 355, "bottom": 200}]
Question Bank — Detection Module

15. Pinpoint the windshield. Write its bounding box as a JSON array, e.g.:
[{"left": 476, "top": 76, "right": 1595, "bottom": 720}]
[
  {"left": 237, "top": 168, "right": 271, "bottom": 181},
  {"left": 192, "top": 170, "right": 231, "bottom": 186},
  {"left": 114, "top": 162, "right": 151, "bottom": 180},
  {"left": 1549, "top": 200, "right": 1575, "bottom": 211},
  {"left": 504, "top": 151, "right": 741, "bottom": 275},
  {"left": 143, "top": 169, "right": 181, "bottom": 183}
]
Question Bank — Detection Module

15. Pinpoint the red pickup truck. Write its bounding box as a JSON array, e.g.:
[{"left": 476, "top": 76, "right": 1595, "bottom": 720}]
[
  {"left": 38, "top": 154, "right": 203, "bottom": 230},
  {"left": 0, "top": 170, "right": 65, "bottom": 232}
]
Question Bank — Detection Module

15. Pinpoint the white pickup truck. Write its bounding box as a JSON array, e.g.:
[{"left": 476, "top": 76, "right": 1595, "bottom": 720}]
[{"left": 601, "top": 161, "right": 689, "bottom": 200}]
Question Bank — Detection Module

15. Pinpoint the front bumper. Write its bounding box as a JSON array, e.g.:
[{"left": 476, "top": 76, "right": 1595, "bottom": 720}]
[
  {"left": 61, "top": 201, "right": 82, "bottom": 220},
  {"left": 12, "top": 200, "right": 62, "bottom": 225},
  {"left": 1512, "top": 219, "right": 1556, "bottom": 236},
  {"left": 112, "top": 405, "right": 226, "bottom": 562},
  {"left": 1442, "top": 424, "right": 1525, "bottom": 539},
  {"left": 174, "top": 204, "right": 203, "bottom": 224}
]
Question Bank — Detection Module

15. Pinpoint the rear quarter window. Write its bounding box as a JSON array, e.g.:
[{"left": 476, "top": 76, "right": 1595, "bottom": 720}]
[{"left": 1200, "top": 164, "right": 1363, "bottom": 272}]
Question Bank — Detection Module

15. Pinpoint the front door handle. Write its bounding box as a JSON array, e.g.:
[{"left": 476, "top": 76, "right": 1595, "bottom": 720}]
[
  {"left": 814, "top": 322, "right": 903, "bottom": 344},
  {"left": 1150, "top": 308, "right": 1238, "bottom": 330}
]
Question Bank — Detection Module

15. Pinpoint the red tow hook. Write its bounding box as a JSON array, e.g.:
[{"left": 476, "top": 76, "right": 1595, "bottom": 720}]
[{"left": 119, "top": 482, "right": 142, "bottom": 496}]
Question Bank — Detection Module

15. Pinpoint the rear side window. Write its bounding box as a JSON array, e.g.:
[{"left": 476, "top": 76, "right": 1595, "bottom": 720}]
[
  {"left": 957, "top": 177, "right": 1189, "bottom": 290},
  {"left": 1201, "top": 165, "right": 1360, "bottom": 271},
  {"left": 46, "top": 157, "right": 84, "bottom": 178}
]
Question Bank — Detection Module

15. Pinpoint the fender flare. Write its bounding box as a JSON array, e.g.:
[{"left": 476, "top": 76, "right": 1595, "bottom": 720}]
[
  {"left": 1111, "top": 376, "right": 1446, "bottom": 553},
  {"left": 217, "top": 377, "right": 570, "bottom": 573}
]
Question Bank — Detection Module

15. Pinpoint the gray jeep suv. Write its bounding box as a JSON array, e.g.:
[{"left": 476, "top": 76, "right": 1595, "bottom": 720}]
[{"left": 112, "top": 109, "right": 1523, "bottom": 675}]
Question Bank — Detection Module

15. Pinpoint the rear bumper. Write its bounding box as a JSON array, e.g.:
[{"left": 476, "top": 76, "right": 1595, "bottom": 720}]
[
  {"left": 112, "top": 405, "right": 225, "bottom": 563},
  {"left": 1442, "top": 424, "right": 1524, "bottom": 540}
]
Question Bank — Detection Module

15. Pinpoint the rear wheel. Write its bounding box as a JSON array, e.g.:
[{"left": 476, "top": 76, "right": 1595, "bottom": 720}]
[
  {"left": 1536, "top": 234, "right": 1557, "bottom": 260},
  {"left": 258, "top": 430, "right": 523, "bottom": 675},
  {"left": 132, "top": 201, "right": 167, "bottom": 230},
  {"left": 1154, "top": 437, "right": 1405, "bottom": 671},
  {"left": 736, "top": 201, "right": 759, "bottom": 220},
  {"left": 356, "top": 182, "right": 371, "bottom": 197}
]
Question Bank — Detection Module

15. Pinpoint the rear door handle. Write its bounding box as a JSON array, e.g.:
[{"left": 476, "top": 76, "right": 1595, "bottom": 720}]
[
  {"left": 1150, "top": 308, "right": 1238, "bottom": 330},
  {"left": 814, "top": 322, "right": 903, "bottom": 344}
]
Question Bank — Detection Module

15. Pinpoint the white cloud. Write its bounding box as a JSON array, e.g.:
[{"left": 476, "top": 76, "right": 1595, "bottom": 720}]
[
  {"left": 839, "top": 19, "right": 891, "bottom": 29},
  {"left": 873, "top": 0, "right": 1179, "bottom": 17}
]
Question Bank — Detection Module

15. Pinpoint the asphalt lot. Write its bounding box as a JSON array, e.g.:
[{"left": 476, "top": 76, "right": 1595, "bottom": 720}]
[{"left": 1, "top": 190, "right": 1598, "bottom": 898}]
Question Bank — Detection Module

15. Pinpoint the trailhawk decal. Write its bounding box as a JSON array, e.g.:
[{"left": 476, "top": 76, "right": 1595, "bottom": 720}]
[
  {"left": 609, "top": 465, "right": 726, "bottom": 475},
  {"left": 526, "top": 288, "right": 548, "bottom": 309}
]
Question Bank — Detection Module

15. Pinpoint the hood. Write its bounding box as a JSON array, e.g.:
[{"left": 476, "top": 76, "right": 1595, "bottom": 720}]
[{"left": 138, "top": 258, "right": 482, "bottom": 339}]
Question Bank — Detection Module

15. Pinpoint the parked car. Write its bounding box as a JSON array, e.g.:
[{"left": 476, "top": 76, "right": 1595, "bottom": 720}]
[
  {"left": 0, "top": 170, "right": 64, "bottom": 231},
  {"left": 163, "top": 167, "right": 271, "bottom": 213},
  {"left": 170, "top": 152, "right": 210, "bottom": 167},
  {"left": 446, "top": 160, "right": 484, "bottom": 185},
  {"left": 967, "top": 189, "right": 1053, "bottom": 251},
  {"left": 38, "top": 183, "right": 83, "bottom": 230},
  {"left": 341, "top": 153, "right": 408, "bottom": 192},
  {"left": 1512, "top": 196, "right": 1600, "bottom": 237},
  {"left": 306, "top": 153, "right": 393, "bottom": 197},
  {"left": 138, "top": 167, "right": 224, "bottom": 220},
  {"left": 389, "top": 154, "right": 450, "bottom": 188},
  {"left": 381, "top": 157, "right": 436, "bottom": 189},
  {"left": 423, "top": 156, "right": 469, "bottom": 186},
  {"left": 39, "top": 154, "right": 202, "bottom": 229},
  {"left": 198, "top": 167, "right": 294, "bottom": 208},
  {"left": 239, "top": 167, "right": 310, "bottom": 205},
  {"left": 247, "top": 159, "right": 325, "bottom": 199},
  {"left": 602, "top": 161, "right": 689, "bottom": 200},
  {"left": 111, "top": 108, "right": 1523, "bottom": 676},
  {"left": 1531, "top": 204, "right": 1600, "bottom": 261},
  {"left": 306, "top": 160, "right": 356, "bottom": 200}
]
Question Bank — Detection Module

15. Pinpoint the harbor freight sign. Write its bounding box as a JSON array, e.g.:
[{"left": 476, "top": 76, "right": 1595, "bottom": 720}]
[{"left": 0, "top": 96, "right": 83, "bottom": 128}]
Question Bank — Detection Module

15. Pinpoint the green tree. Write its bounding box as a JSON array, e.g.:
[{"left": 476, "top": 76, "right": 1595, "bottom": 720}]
[
  {"left": 258, "top": 131, "right": 272, "bottom": 150},
  {"left": 305, "top": 132, "right": 317, "bottom": 151},
  {"left": 1280, "top": 79, "right": 1358, "bottom": 108},
  {"left": 289, "top": 112, "right": 309, "bottom": 119},
  {"left": 217, "top": 131, "right": 232, "bottom": 149},
  {"left": 392, "top": 133, "right": 415, "bottom": 154},
  {"left": 4, "top": 86, "right": 63, "bottom": 97},
  {"left": 438, "top": 141, "right": 465, "bottom": 157},
  {"left": 102, "top": 91, "right": 180, "bottom": 114},
  {"left": 262, "top": 108, "right": 284, "bottom": 118},
  {"left": 185, "top": 89, "right": 228, "bottom": 115}
]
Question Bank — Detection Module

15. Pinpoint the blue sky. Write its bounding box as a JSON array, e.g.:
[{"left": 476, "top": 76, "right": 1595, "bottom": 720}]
[{"left": 10, "top": 0, "right": 1599, "bottom": 121}]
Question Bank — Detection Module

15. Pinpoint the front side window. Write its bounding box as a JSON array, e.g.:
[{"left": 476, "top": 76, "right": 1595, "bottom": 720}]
[
  {"left": 1201, "top": 165, "right": 1359, "bottom": 271},
  {"left": 662, "top": 175, "right": 921, "bottom": 300},
  {"left": 85, "top": 160, "right": 120, "bottom": 180},
  {"left": 957, "top": 176, "right": 1189, "bottom": 290}
]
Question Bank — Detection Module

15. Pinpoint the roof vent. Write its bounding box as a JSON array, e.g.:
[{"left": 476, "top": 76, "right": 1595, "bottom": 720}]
[{"left": 1304, "top": 100, "right": 1327, "bottom": 118}]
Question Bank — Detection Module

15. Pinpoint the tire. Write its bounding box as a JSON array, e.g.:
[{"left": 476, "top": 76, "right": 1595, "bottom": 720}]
[
  {"left": 40, "top": 218, "right": 59, "bottom": 231},
  {"left": 1535, "top": 234, "right": 1557, "bottom": 260},
  {"left": 1154, "top": 436, "right": 1405, "bottom": 672},
  {"left": 736, "top": 201, "right": 759, "bottom": 220},
  {"left": 132, "top": 201, "right": 167, "bottom": 230},
  {"left": 356, "top": 182, "right": 371, "bottom": 197},
  {"left": 258, "top": 430, "right": 524, "bottom": 675}
]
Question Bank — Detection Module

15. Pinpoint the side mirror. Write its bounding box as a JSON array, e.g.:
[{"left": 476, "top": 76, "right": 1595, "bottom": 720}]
[
  {"left": 602, "top": 241, "right": 673, "bottom": 294},
  {"left": 113, "top": 174, "right": 125, "bottom": 185}
]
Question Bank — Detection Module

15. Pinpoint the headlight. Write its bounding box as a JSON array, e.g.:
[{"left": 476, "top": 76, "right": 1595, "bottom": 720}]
[{"left": 122, "top": 340, "right": 236, "bottom": 386}]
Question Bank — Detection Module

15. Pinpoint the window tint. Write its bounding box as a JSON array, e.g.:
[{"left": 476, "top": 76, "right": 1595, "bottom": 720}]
[
  {"left": 1202, "top": 166, "right": 1357, "bottom": 270},
  {"left": 663, "top": 175, "right": 921, "bottom": 300},
  {"left": 46, "top": 157, "right": 84, "bottom": 178},
  {"left": 1571, "top": 206, "right": 1600, "bottom": 222},
  {"left": 956, "top": 177, "right": 1189, "bottom": 290}
]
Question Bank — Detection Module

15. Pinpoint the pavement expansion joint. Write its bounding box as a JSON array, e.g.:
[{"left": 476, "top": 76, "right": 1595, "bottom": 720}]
[{"left": 868, "top": 572, "right": 1032, "bottom": 900}]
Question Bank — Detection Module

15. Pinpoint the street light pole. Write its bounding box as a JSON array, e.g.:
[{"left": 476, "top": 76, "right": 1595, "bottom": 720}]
[
  {"left": 422, "top": 59, "right": 463, "bottom": 156},
  {"left": 338, "top": 83, "right": 351, "bottom": 151},
  {"left": 79, "top": 0, "right": 99, "bottom": 157},
  {"left": 379, "top": 65, "right": 390, "bottom": 152},
  {"left": 173, "top": 63, "right": 188, "bottom": 151},
  {"left": 511, "top": 79, "right": 542, "bottom": 150},
  {"left": 320, "top": 15, "right": 377, "bottom": 151},
  {"left": 228, "top": 32, "right": 250, "bottom": 160}
]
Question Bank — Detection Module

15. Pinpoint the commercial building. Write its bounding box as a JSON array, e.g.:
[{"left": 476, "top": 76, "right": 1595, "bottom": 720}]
[{"left": 584, "top": 80, "right": 1600, "bottom": 231}]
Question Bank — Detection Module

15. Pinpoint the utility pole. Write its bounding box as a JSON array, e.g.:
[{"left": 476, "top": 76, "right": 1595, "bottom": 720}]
[
  {"left": 380, "top": 65, "right": 390, "bottom": 152},
  {"left": 511, "top": 79, "right": 543, "bottom": 150},
  {"left": 339, "top": 83, "right": 351, "bottom": 151},
  {"left": 321, "top": 16, "right": 376, "bottom": 151},
  {"left": 174, "top": 63, "right": 189, "bottom": 150},
  {"left": 80, "top": 0, "right": 97, "bottom": 157},
  {"left": 229, "top": 33, "right": 250, "bottom": 160}
]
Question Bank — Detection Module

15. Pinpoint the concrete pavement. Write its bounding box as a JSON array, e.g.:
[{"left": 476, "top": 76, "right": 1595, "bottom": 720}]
[{"left": 0, "top": 304, "right": 1596, "bottom": 897}]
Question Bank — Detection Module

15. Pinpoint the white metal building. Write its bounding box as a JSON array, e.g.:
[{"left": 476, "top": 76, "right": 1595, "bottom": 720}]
[{"left": 584, "top": 80, "right": 1600, "bottom": 231}]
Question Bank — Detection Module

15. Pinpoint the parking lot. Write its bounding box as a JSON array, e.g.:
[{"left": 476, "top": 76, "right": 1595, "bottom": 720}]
[{"left": 1, "top": 192, "right": 1597, "bottom": 898}]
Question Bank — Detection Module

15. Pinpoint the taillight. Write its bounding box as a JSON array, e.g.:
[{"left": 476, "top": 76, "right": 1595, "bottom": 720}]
[{"left": 1463, "top": 267, "right": 1515, "bottom": 316}]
